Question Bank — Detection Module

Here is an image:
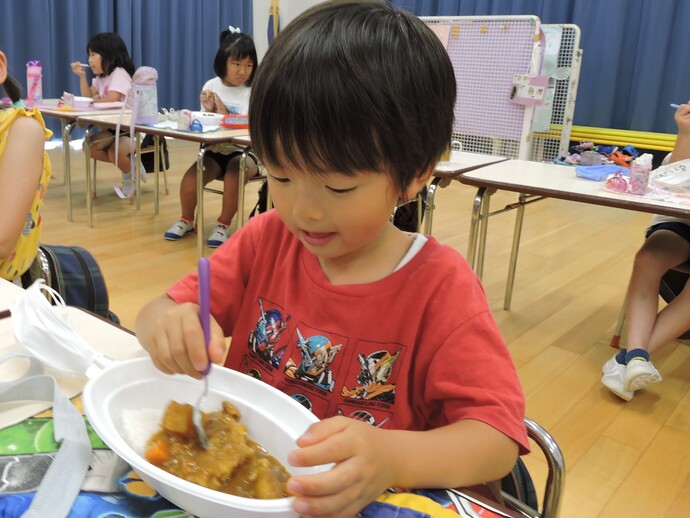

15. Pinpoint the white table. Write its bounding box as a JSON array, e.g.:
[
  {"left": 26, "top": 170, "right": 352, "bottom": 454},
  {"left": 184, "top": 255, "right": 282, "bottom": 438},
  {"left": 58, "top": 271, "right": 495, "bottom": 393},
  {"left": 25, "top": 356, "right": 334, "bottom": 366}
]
[
  {"left": 458, "top": 159, "right": 690, "bottom": 309},
  {"left": 37, "top": 100, "right": 125, "bottom": 222},
  {"left": 424, "top": 152, "right": 508, "bottom": 234},
  {"left": 0, "top": 278, "right": 144, "bottom": 429},
  {"left": 76, "top": 113, "right": 253, "bottom": 257}
]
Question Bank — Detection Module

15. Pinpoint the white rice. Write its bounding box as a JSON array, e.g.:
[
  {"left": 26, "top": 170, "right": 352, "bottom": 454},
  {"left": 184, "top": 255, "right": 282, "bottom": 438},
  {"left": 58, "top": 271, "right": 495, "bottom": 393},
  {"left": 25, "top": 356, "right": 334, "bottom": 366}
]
[{"left": 121, "top": 408, "right": 163, "bottom": 456}]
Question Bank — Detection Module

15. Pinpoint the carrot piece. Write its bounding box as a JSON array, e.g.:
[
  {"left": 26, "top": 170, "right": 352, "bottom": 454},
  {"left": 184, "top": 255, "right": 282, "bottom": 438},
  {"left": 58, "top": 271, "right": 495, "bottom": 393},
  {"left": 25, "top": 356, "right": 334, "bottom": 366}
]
[{"left": 145, "top": 441, "right": 171, "bottom": 465}]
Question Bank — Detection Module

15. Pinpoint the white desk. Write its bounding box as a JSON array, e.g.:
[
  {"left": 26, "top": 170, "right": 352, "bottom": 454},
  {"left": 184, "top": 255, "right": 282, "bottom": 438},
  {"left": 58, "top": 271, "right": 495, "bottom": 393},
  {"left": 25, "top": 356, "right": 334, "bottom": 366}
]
[
  {"left": 0, "top": 279, "right": 144, "bottom": 429},
  {"left": 37, "top": 101, "right": 125, "bottom": 222},
  {"left": 458, "top": 159, "right": 690, "bottom": 309},
  {"left": 76, "top": 113, "right": 253, "bottom": 257},
  {"left": 424, "top": 152, "right": 508, "bottom": 234}
]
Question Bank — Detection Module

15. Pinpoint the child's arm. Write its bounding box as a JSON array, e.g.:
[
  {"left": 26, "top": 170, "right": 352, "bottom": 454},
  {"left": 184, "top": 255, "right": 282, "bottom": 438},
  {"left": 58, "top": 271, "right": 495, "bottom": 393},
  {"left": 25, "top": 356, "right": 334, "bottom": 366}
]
[
  {"left": 671, "top": 101, "right": 690, "bottom": 163},
  {"left": 0, "top": 115, "right": 45, "bottom": 258},
  {"left": 135, "top": 295, "right": 227, "bottom": 379},
  {"left": 92, "top": 89, "right": 125, "bottom": 103},
  {"left": 70, "top": 61, "right": 93, "bottom": 98},
  {"left": 200, "top": 90, "right": 215, "bottom": 112},
  {"left": 286, "top": 416, "right": 519, "bottom": 518}
]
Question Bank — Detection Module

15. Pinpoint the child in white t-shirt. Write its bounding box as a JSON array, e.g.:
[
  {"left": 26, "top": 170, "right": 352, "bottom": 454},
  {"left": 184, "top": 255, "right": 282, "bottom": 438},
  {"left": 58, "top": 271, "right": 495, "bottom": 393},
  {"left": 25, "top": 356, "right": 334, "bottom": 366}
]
[{"left": 164, "top": 28, "right": 259, "bottom": 248}]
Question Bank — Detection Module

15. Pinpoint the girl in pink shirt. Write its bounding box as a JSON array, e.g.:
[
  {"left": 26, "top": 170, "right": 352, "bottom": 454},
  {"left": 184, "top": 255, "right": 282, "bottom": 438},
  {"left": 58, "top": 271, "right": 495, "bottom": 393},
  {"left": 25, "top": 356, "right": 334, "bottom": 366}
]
[{"left": 70, "top": 33, "right": 141, "bottom": 198}]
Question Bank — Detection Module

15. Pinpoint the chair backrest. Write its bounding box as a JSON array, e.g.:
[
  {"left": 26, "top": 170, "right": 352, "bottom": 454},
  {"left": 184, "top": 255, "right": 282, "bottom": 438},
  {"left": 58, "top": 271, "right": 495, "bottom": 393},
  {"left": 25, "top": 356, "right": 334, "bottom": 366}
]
[{"left": 501, "top": 417, "right": 565, "bottom": 518}]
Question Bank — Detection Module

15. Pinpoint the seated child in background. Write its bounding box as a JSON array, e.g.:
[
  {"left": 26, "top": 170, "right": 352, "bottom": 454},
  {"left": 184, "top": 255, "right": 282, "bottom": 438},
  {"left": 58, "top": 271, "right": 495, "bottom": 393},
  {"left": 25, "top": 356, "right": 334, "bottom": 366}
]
[
  {"left": 70, "top": 32, "right": 142, "bottom": 199},
  {"left": 0, "top": 49, "right": 52, "bottom": 284},
  {"left": 137, "top": 2, "right": 528, "bottom": 517},
  {"left": 602, "top": 101, "right": 690, "bottom": 401},
  {"left": 164, "top": 28, "right": 259, "bottom": 248}
]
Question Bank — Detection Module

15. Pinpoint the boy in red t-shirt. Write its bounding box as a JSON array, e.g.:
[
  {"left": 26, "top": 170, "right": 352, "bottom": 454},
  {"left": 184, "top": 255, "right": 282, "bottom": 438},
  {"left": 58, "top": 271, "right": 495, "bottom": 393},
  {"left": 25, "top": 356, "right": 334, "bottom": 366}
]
[{"left": 136, "top": 2, "right": 528, "bottom": 516}]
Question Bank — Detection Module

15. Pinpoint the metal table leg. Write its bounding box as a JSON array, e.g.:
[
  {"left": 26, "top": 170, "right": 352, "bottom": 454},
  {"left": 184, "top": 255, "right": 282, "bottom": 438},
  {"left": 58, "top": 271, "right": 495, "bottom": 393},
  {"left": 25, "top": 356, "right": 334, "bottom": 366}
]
[
  {"left": 62, "top": 120, "right": 76, "bottom": 221},
  {"left": 83, "top": 126, "right": 94, "bottom": 228},
  {"left": 196, "top": 146, "right": 209, "bottom": 258}
]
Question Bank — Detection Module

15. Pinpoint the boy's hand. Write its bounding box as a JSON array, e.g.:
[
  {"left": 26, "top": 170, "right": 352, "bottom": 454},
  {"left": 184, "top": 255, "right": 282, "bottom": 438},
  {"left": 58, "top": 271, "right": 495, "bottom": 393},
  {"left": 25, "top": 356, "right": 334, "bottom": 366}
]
[
  {"left": 144, "top": 301, "right": 226, "bottom": 379},
  {"left": 286, "top": 416, "right": 397, "bottom": 518}
]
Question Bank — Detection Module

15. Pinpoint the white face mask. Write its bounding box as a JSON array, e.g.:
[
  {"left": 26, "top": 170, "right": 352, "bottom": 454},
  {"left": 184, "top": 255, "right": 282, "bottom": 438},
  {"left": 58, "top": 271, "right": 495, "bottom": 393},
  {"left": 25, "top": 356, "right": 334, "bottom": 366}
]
[{"left": 9, "top": 280, "right": 110, "bottom": 377}]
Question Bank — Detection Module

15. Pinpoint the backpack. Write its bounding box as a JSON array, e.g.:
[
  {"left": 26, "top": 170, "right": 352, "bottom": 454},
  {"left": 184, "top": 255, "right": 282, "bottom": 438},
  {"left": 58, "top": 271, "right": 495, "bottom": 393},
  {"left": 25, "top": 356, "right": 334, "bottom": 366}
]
[
  {"left": 249, "top": 180, "right": 269, "bottom": 219},
  {"left": 391, "top": 186, "right": 428, "bottom": 232},
  {"left": 500, "top": 457, "right": 539, "bottom": 511},
  {"left": 22, "top": 245, "right": 120, "bottom": 324},
  {"left": 140, "top": 134, "right": 170, "bottom": 172}
]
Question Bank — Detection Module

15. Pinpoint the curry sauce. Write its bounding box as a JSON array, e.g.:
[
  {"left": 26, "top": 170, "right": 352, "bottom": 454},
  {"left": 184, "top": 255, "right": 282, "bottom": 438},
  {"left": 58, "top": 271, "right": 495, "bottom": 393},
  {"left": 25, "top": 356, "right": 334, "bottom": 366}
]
[{"left": 145, "top": 400, "right": 291, "bottom": 499}]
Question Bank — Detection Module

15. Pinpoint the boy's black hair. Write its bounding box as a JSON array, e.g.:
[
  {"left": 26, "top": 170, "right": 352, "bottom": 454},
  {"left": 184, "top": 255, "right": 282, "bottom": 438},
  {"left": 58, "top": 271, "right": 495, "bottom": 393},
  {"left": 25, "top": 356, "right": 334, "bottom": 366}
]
[
  {"left": 249, "top": 0, "right": 456, "bottom": 193},
  {"left": 87, "top": 32, "right": 136, "bottom": 77},
  {"left": 213, "top": 31, "right": 257, "bottom": 87}
]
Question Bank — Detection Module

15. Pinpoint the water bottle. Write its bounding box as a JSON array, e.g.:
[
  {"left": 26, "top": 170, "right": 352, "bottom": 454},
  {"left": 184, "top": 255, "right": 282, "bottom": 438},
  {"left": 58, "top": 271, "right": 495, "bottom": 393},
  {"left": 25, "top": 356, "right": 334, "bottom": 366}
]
[
  {"left": 26, "top": 60, "right": 43, "bottom": 106},
  {"left": 132, "top": 83, "right": 158, "bottom": 124}
]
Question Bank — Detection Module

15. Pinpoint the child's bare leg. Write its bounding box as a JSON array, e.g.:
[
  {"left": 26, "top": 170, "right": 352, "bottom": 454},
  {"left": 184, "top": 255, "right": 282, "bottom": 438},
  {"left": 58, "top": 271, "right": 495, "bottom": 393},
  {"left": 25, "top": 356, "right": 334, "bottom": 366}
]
[
  {"left": 648, "top": 280, "right": 690, "bottom": 353},
  {"left": 106, "top": 136, "right": 134, "bottom": 176},
  {"left": 625, "top": 230, "right": 690, "bottom": 352},
  {"left": 88, "top": 131, "right": 114, "bottom": 163},
  {"left": 178, "top": 159, "right": 222, "bottom": 221},
  {"left": 219, "top": 156, "right": 259, "bottom": 223}
]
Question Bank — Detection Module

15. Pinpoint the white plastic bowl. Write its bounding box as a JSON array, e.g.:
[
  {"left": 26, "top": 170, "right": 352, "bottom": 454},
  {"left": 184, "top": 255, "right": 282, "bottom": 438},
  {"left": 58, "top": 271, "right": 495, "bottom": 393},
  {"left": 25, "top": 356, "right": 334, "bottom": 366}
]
[
  {"left": 190, "top": 111, "right": 224, "bottom": 129},
  {"left": 83, "top": 357, "right": 324, "bottom": 518}
]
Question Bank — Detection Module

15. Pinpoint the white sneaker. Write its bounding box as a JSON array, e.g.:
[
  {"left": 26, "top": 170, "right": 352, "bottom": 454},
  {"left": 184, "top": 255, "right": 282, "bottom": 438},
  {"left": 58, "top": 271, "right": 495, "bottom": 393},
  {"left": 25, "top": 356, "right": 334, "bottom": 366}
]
[
  {"left": 624, "top": 358, "right": 662, "bottom": 392},
  {"left": 164, "top": 219, "right": 195, "bottom": 240},
  {"left": 207, "top": 223, "right": 230, "bottom": 248},
  {"left": 601, "top": 355, "right": 634, "bottom": 401},
  {"left": 113, "top": 181, "right": 135, "bottom": 199}
]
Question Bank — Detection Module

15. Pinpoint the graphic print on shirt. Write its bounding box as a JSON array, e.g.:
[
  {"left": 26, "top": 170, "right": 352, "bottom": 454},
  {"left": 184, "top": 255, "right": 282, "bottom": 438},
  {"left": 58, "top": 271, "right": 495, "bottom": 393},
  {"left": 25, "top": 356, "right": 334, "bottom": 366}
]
[
  {"left": 247, "top": 297, "right": 290, "bottom": 368},
  {"left": 284, "top": 326, "right": 344, "bottom": 392},
  {"left": 227, "top": 103, "right": 242, "bottom": 114},
  {"left": 335, "top": 406, "right": 392, "bottom": 428},
  {"left": 341, "top": 349, "right": 400, "bottom": 404}
]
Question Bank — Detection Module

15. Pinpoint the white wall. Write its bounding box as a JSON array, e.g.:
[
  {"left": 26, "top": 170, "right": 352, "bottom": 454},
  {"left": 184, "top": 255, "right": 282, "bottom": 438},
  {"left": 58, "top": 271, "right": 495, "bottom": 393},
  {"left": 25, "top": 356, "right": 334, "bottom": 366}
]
[{"left": 253, "top": 0, "right": 325, "bottom": 63}]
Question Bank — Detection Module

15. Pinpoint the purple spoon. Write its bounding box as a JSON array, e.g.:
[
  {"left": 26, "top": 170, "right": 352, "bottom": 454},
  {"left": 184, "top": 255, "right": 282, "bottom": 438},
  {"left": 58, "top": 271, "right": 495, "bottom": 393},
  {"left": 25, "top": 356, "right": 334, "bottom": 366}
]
[{"left": 192, "top": 257, "right": 211, "bottom": 448}]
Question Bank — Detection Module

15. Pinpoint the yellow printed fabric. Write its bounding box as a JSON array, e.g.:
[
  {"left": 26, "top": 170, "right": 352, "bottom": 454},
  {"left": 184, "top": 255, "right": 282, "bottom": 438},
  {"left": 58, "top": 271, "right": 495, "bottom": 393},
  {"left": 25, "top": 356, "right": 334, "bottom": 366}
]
[{"left": 0, "top": 107, "right": 52, "bottom": 280}]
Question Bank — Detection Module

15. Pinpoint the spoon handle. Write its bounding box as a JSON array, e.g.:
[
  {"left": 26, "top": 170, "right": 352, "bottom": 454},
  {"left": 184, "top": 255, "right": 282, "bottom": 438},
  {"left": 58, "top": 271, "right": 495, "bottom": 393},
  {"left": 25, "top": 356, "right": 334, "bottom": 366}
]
[{"left": 198, "top": 257, "right": 211, "bottom": 375}]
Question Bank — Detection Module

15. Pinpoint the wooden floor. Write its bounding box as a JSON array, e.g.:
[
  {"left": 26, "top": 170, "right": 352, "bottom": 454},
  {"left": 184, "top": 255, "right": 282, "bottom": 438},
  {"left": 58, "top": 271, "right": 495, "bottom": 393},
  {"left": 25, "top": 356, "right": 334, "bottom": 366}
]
[{"left": 41, "top": 139, "right": 690, "bottom": 518}]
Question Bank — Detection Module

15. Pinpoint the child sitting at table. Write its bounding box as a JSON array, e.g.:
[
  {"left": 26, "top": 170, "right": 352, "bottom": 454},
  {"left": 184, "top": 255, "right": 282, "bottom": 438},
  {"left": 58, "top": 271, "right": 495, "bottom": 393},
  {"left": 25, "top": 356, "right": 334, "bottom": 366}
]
[
  {"left": 137, "top": 2, "right": 528, "bottom": 516},
  {"left": 0, "top": 49, "right": 52, "bottom": 284},
  {"left": 70, "top": 32, "right": 142, "bottom": 199},
  {"left": 163, "top": 28, "right": 259, "bottom": 248},
  {"left": 602, "top": 101, "right": 690, "bottom": 401}
]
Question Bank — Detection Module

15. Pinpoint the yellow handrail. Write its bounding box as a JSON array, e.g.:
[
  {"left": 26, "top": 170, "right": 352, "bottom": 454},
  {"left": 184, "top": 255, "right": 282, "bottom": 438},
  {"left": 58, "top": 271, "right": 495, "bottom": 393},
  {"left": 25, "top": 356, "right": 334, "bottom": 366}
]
[
  {"left": 533, "top": 125, "right": 676, "bottom": 152},
  {"left": 569, "top": 125, "right": 676, "bottom": 152}
]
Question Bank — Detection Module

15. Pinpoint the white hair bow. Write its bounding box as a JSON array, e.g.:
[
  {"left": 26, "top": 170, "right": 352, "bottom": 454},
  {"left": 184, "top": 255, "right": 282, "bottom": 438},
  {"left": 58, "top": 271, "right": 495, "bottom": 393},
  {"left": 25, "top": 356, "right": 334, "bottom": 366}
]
[{"left": 228, "top": 25, "right": 241, "bottom": 34}]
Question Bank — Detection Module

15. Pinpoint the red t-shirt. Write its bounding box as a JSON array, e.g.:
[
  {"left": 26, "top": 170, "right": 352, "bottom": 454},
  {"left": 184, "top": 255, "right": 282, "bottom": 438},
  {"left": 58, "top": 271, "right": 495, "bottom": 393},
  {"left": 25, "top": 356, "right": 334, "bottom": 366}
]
[{"left": 167, "top": 211, "right": 529, "bottom": 454}]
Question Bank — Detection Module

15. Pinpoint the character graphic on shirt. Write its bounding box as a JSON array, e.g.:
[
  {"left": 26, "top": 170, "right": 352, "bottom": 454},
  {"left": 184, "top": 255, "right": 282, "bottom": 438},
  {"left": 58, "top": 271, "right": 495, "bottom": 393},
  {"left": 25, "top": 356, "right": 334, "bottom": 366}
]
[
  {"left": 341, "top": 350, "right": 399, "bottom": 403},
  {"left": 248, "top": 298, "right": 288, "bottom": 368},
  {"left": 336, "top": 408, "right": 391, "bottom": 428},
  {"left": 284, "top": 328, "right": 342, "bottom": 392}
]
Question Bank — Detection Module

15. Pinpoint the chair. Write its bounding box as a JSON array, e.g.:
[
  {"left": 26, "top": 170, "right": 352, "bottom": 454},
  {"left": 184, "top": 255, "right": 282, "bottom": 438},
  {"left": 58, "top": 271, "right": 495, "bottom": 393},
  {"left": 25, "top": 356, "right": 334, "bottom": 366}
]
[
  {"left": 200, "top": 147, "right": 268, "bottom": 237},
  {"left": 493, "top": 417, "right": 565, "bottom": 518},
  {"left": 89, "top": 134, "right": 169, "bottom": 201},
  {"left": 610, "top": 262, "right": 690, "bottom": 348}
]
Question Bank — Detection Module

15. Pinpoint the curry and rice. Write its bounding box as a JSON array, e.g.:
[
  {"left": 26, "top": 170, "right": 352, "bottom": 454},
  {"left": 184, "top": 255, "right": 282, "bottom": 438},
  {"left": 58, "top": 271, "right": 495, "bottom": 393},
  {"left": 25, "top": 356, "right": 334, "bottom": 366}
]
[{"left": 127, "top": 400, "right": 291, "bottom": 499}]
